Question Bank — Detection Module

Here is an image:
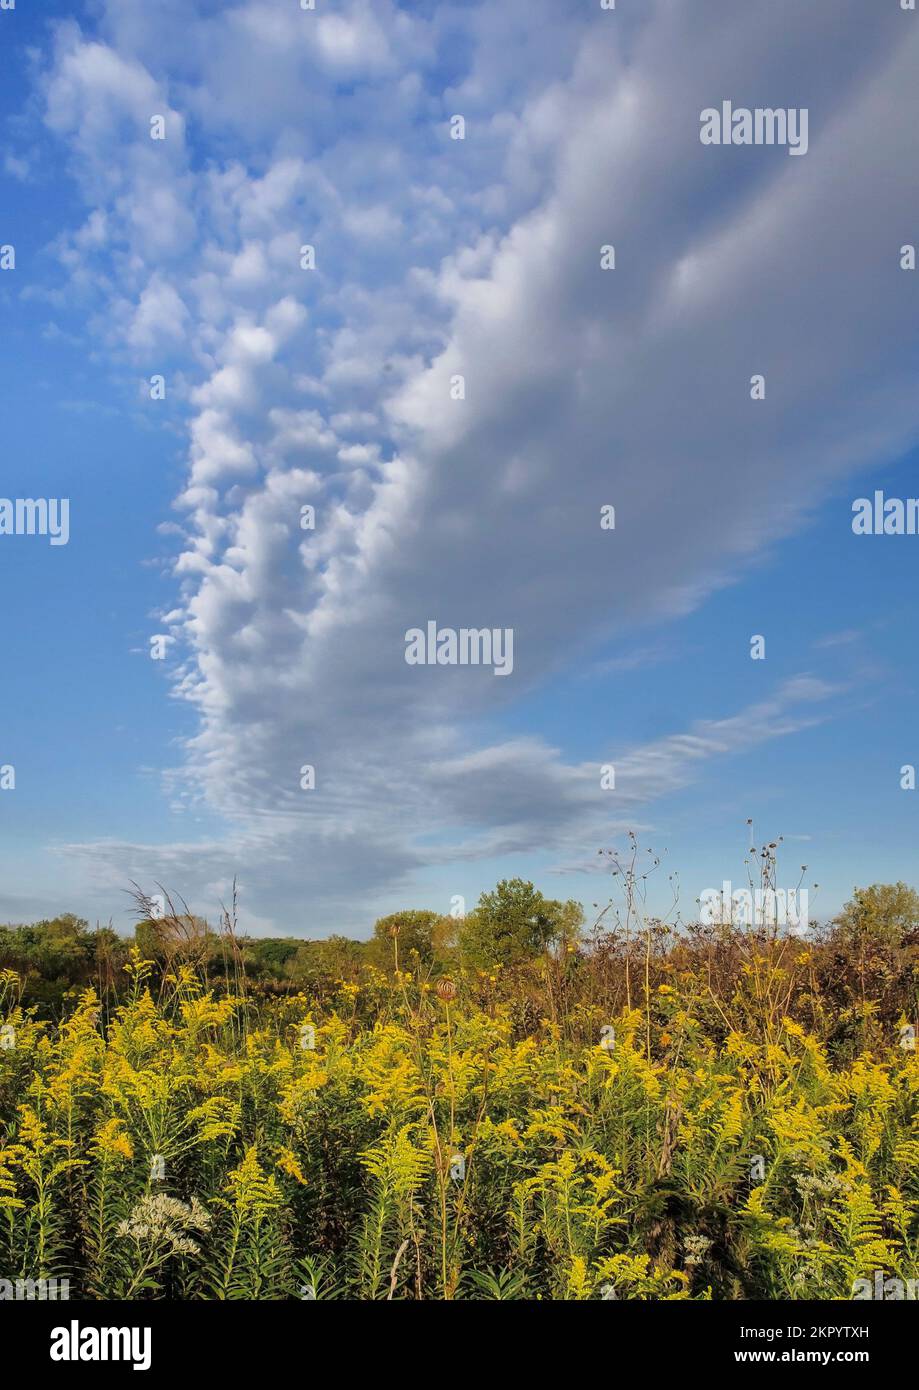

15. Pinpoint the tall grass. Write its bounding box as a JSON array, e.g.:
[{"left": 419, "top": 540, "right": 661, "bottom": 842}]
[{"left": 0, "top": 917, "right": 916, "bottom": 1300}]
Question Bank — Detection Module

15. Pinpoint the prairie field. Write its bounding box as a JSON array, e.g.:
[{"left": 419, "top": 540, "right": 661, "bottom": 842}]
[{"left": 1, "top": 878, "right": 918, "bottom": 1302}]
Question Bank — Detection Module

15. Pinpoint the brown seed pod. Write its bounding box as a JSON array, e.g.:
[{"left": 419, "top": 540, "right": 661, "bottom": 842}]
[{"left": 436, "top": 978, "right": 457, "bottom": 1002}]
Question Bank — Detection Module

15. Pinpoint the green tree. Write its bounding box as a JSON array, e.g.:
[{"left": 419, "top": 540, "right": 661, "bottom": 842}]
[
  {"left": 368, "top": 910, "right": 455, "bottom": 972},
  {"left": 459, "top": 879, "right": 582, "bottom": 969},
  {"left": 288, "top": 935, "right": 369, "bottom": 988},
  {"left": 832, "top": 883, "right": 919, "bottom": 951}
]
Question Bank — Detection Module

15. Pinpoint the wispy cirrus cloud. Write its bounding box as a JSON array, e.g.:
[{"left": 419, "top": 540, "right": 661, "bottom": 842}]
[{"left": 56, "top": 669, "right": 841, "bottom": 932}]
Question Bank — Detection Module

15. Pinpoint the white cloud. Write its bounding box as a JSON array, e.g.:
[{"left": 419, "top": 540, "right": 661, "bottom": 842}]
[
  {"left": 34, "top": 0, "right": 919, "bottom": 930},
  {"left": 125, "top": 275, "right": 190, "bottom": 351},
  {"left": 4, "top": 154, "right": 32, "bottom": 181}
]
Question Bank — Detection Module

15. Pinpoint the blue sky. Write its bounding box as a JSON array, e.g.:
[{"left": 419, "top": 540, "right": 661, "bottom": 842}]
[{"left": 1, "top": 0, "right": 917, "bottom": 936}]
